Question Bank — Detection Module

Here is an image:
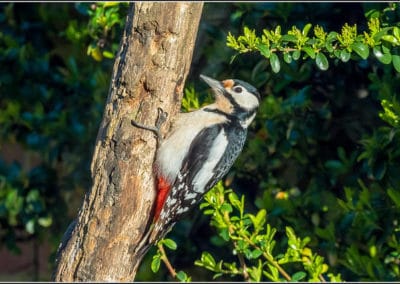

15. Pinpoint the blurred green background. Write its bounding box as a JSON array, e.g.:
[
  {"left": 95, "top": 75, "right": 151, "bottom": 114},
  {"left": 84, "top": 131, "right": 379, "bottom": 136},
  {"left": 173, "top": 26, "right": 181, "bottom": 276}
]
[{"left": 0, "top": 2, "right": 399, "bottom": 281}]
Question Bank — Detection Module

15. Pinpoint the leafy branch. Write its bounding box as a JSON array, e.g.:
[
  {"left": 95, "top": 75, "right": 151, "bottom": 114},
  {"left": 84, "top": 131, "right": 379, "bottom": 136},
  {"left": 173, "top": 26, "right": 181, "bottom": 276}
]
[
  {"left": 68, "top": 2, "right": 128, "bottom": 62},
  {"left": 194, "top": 182, "right": 342, "bottom": 282},
  {"left": 227, "top": 4, "right": 400, "bottom": 73},
  {"left": 151, "top": 239, "right": 191, "bottom": 282}
]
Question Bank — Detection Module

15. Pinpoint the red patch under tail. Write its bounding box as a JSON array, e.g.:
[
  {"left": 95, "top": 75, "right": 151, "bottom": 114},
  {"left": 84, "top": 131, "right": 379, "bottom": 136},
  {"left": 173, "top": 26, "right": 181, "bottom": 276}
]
[{"left": 153, "top": 176, "right": 171, "bottom": 221}]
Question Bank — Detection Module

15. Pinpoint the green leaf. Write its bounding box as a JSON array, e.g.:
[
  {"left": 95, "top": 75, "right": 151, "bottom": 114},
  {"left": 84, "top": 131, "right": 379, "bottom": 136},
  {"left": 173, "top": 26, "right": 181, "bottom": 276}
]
[
  {"left": 201, "top": 252, "right": 216, "bottom": 268},
  {"left": 392, "top": 54, "right": 400, "bottom": 72},
  {"left": 387, "top": 188, "right": 400, "bottom": 208},
  {"left": 162, "top": 238, "right": 177, "bottom": 250},
  {"left": 102, "top": 50, "right": 114, "bottom": 59},
  {"left": 325, "top": 41, "right": 334, "bottom": 53},
  {"left": 254, "top": 209, "right": 267, "bottom": 229},
  {"left": 373, "top": 46, "right": 392, "bottom": 64},
  {"left": 365, "top": 9, "right": 380, "bottom": 19},
  {"left": 248, "top": 261, "right": 263, "bottom": 282},
  {"left": 281, "top": 34, "right": 297, "bottom": 43},
  {"left": 292, "top": 50, "right": 301, "bottom": 60},
  {"left": 176, "top": 271, "right": 190, "bottom": 282},
  {"left": 256, "top": 43, "right": 271, "bottom": 58},
  {"left": 382, "top": 35, "right": 400, "bottom": 46},
  {"left": 325, "top": 160, "right": 343, "bottom": 171},
  {"left": 382, "top": 43, "right": 391, "bottom": 54},
  {"left": 151, "top": 254, "right": 161, "bottom": 272},
  {"left": 315, "top": 52, "right": 329, "bottom": 70},
  {"left": 220, "top": 203, "right": 232, "bottom": 213},
  {"left": 265, "top": 264, "right": 280, "bottom": 281},
  {"left": 199, "top": 202, "right": 209, "bottom": 210},
  {"left": 228, "top": 192, "right": 241, "bottom": 209},
  {"left": 351, "top": 42, "right": 369, "bottom": 59},
  {"left": 394, "top": 27, "right": 400, "bottom": 39},
  {"left": 219, "top": 227, "right": 230, "bottom": 241},
  {"left": 25, "top": 219, "right": 35, "bottom": 234},
  {"left": 270, "top": 53, "right": 281, "bottom": 73},
  {"left": 291, "top": 271, "right": 307, "bottom": 281},
  {"left": 228, "top": 192, "right": 239, "bottom": 204},
  {"left": 38, "top": 216, "right": 52, "bottom": 227},
  {"left": 326, "top": 31, "right": 338, "bottom": 42},
  {"left": 203, "top": 209, "right": 214, "bottom": 215},
  {"left": 340, "top": 49, "right": 351, "bottom": 62},
  {"left": 286, "top": 226, "right": 296, "bottom": 241},
  {"left": 302, "top": 46, "right": 315, "bottom": 59},
  {"left": 372, "top": 159, "right": 386, "bottom": 180},
  {"left": 302, "top": 23, "right": 312, "bottom": 36},
  {"left": 251, "top": 249, "right": 263, "bottom": 259},
  {"left": 373, "top": 28, "right": 392, "bottom": 42},
  {"left": 283, "top": 52, "right": 292, "bottom": 63}
]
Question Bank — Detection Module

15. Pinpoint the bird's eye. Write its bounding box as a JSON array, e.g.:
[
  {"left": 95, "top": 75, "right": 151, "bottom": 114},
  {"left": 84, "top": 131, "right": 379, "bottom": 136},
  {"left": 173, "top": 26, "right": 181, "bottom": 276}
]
[{"left": 234, "top": 86, "right": 243, "bottom": 93}]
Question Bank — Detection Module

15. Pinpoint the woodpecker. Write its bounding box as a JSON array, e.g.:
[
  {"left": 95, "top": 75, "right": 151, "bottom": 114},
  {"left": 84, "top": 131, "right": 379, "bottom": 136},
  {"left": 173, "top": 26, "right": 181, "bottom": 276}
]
[{"left": 133, "top": 74, "right": 260, "bottom": 248}]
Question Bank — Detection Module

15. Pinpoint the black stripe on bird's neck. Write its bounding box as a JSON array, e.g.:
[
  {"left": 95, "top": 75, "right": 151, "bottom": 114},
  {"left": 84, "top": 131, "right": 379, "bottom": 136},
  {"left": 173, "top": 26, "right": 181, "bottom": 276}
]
[
  {"left": 203, "top": 107, "right": 234, "bottom": 120},
  {"left": 203, "top": 107, "right": 256, "bottom": 129},
  {"left": 221, "top": 89, "right": 257, "bottom": 117},
  {"left": 221, "top": 90, "right": 241, "bottom": 110},
  {"left": 236, "top": 108, "right": 257, "bottom": 123}
]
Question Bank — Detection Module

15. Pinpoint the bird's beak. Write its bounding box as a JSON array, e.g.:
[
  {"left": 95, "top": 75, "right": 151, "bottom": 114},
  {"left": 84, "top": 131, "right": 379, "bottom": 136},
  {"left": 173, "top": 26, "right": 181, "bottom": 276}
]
[{"left": 200, "top": 74, "right": 225, "bottom": 95}]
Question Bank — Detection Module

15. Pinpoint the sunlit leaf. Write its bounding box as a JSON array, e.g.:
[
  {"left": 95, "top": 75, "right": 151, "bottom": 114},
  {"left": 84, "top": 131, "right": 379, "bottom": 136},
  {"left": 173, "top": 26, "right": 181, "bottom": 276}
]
[
  {"left": 315, "top": 52, "right": 329, "bottom": 70},
  {"left": 257, "top": 43, "right": 271, "bottom": 58},
  {"left": 352, "top": 42, "right": 369, "bottom": 59},
  {"left": 151, "top": 254, "right": 161, "bottom": 272},
  {"left": 292, "top": 271, "right": 307, "bottom": 281},
  {"left": 270, "top": 53, "right": 281, "bottom": 73},
  {"left": 283, "top": 52, "right": 292, "bottom": 63},
  {"left": 392, "top": 54, "right": 400, "bottom": 72},
  {"left": 162, "top": 238, "right": 177, "bottom": 250},
  {"left": 340, "top": 49, "right": 351, "bottom": 62},
  {"left": 373, "top": 46, "right": 392, "bottom": 64},
  {"left": 38, "top": 216, "right": 52, "bottom": 227},
  {"left": 302, "top": 46, "right": 315, "bottom": 59},
  {"left": 292, "top": 50, "right": 301, "bottom": 60}
]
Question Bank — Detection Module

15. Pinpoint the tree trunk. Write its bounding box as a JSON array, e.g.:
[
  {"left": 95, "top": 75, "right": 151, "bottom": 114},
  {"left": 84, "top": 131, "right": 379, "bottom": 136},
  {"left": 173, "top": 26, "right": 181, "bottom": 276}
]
[{"left": 52, "top": 2, "right": 203, "bottom": 281}]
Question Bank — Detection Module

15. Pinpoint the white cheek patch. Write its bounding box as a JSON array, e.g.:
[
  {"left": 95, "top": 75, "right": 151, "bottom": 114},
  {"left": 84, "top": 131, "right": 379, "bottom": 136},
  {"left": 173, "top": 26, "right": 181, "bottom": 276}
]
[{"left": 231, "top": 90, "right": 259, "bottom": 111}]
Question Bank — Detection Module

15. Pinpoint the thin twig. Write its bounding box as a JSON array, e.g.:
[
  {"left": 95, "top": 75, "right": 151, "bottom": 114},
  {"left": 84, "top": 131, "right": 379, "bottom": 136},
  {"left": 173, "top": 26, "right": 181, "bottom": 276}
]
[
  {"left": 242, "top": 235, "right": 292, "bottom": 281},
  {"left": 157, "top": 243, "right": 177, "bottom": 279},
  {"left": 265, "top": 253, "right": 292, "bottom": 281},
  {"left": 221, "top": 197, "right": 291, "bottom": 281},
  {"left": 222, "top": 211, "right": 250, "bottom": 282},
  {"left": 237, "top": 253, "right": 250, "bottom": 281},
  {"left": 319, "top": 274, "right": 326, "bottom": 282}
]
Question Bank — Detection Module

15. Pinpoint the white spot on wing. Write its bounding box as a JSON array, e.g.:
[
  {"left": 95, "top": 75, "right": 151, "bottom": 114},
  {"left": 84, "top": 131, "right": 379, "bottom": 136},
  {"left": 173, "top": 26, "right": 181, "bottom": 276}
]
[
  {"left": 160, "top": 211, "right": 167, "bottom": 220},
  {"left": 185, "top": 192, "right": 197, "bottom": 200},
  {"left": 177, "top": 207, "right": 189, "bottom": 214},
  {"left": 166, "top": 198, "right": 177, "bottom": 207}
]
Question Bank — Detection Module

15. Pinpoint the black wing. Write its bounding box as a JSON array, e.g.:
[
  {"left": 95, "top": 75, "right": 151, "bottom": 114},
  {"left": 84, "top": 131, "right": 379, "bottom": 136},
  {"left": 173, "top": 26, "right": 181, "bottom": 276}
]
[
  {"left": 151, "top": 123, "right": 248, "bottom": 238},
  {"left": 149, "top": 124, "right": 224, "bottom": 242}
]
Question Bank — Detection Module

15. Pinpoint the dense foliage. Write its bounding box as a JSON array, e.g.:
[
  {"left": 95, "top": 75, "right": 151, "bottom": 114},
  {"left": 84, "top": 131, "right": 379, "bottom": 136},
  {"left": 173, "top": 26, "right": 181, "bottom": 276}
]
[
  {"left": 0, "top": 2, "right": 126, "bottom": 266},
  {"left": 0, "top": 2, "right": 399, "bottom": 282}
]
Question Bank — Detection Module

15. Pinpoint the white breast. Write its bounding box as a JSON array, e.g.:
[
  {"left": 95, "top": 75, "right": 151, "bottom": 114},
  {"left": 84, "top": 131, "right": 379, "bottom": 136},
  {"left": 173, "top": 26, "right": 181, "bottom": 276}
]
[{"left": 155, "top": 105, "right": 228, "bottom": 183}]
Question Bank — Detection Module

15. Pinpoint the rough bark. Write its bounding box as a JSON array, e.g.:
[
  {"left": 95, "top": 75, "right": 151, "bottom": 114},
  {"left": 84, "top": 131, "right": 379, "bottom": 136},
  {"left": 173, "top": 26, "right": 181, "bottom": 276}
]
[{"left": 52, "top": 2, "right": 203, "bottom": 281}]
